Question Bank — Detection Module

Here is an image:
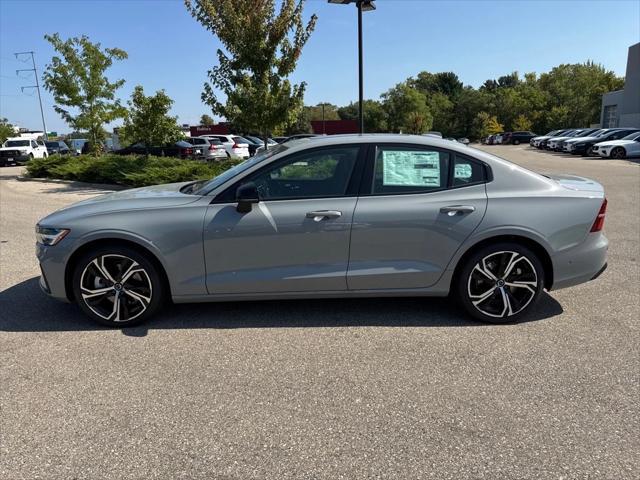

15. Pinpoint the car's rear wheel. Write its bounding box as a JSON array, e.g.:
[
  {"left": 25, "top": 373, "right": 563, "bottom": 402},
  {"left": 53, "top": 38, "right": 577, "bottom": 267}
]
[
  {"left": 513, "top": 139, "right": 520, "bottom": 145},
  {"left": 456, "top": 243, "right": 544, "bottom": 324},
  {"left": 611, "top": 147, "right": 626, "bottom": 159},
  {"left": 72, "top": 246, "right": 164, "bottom": 327}
]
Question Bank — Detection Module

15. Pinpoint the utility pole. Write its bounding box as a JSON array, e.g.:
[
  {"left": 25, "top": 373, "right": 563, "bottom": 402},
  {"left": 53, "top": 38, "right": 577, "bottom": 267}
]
[{"left": 15, "top": 51, "right": 48, "bottom": 140}]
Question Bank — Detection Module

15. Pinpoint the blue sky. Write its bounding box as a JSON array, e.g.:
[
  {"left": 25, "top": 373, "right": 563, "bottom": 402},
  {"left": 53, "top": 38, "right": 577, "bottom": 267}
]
[{"left": 1, "top": 0, "right": 638, "bottom": 133}]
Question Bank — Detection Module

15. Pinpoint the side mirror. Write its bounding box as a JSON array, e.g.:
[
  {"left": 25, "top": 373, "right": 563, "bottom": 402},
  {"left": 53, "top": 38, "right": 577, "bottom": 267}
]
[{"left": 236, "top": 182, "right": 259, "bottom": 213}]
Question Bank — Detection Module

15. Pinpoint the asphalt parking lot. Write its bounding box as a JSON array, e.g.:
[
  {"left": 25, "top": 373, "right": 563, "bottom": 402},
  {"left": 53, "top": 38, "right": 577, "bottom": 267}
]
[{"left": 1, "top": 145, "right": 638, "bottom": 479}]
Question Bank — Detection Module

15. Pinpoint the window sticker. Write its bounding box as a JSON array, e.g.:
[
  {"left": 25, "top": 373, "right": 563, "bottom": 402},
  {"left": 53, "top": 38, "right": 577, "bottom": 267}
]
[
  {"left": 382, "top": 150, "right": 441, "bottom": 187},
  {"left": 455, "top": 163, "right": 472, "bottom": 179}
]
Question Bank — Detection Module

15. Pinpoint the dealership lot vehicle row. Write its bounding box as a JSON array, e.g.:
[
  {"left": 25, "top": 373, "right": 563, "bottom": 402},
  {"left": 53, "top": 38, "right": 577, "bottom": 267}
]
[{"left": 1, "top": 145, "right": 639, "bottom": 479}]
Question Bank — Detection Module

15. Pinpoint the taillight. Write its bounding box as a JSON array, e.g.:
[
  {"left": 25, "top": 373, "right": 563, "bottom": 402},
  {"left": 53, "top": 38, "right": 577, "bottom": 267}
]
[
  {"left": 185, "top": 148, "right": 193, "bottom": 155},
  {"left": 208, "top": 144, "right": 215, "bottom": 151},
  {"left": 232, "top": 143, "right": 241, "bottom": 149},
  {"left": 590, "top": 198, "right": 607, "bottom": 232}
]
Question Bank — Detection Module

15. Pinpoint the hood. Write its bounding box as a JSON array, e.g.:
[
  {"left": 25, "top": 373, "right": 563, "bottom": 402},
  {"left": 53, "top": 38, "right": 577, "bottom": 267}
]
[
  {"left": 595, "top": 139, "right": 634, "bottom": 148},
  {"left": 566, "top": 136, "right": 599, "bottom": 144},
  {"left": 39, "top": 181, "right": 201, "bottom": 225},
  {"left": 544, "top": 173, "right": 604, "bottom": 194},
  {"left": 0, "top": 146, "right": 29, "bottom": 151}
]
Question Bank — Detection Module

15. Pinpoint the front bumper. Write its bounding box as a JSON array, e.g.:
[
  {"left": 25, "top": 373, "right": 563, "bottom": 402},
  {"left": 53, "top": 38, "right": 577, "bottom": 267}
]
[
  {"left": 0, "top": 154, "right": 30, "bottom": 166},
  {"left": 37, "top": 241, "right": 71, "bottom": 302}
]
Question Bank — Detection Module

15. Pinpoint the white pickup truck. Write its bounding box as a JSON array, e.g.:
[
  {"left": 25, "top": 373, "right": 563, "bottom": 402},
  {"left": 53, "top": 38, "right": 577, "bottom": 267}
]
[{"left": 0, "top": 137, "right": 49, "bottom": 166}]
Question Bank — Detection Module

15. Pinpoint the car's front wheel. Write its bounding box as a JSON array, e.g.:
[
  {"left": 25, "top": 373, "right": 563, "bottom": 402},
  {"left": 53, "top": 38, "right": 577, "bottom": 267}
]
[
  {"left": 513, "top": 139, "right": 520, "bottom": 145},
  {"left": 611, "top": 147, "right": 626, "bottom": 159},
  {"left": 456, "top": 243, "right": 544, "bottom": 323},
  {"left": 72, "top": 246, "right": 165, "bottom": 327}
]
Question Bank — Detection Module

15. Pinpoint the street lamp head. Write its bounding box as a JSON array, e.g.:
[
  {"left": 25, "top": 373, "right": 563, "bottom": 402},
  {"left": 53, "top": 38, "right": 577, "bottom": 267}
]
[{"left": 328, "top": 0, "right": 376, "bottom": 11}]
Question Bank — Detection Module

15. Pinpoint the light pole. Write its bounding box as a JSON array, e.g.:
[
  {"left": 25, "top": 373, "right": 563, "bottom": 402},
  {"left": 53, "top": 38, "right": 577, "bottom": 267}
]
[{"left": 328, "top": 0, "right": 376, "bottom": 135}]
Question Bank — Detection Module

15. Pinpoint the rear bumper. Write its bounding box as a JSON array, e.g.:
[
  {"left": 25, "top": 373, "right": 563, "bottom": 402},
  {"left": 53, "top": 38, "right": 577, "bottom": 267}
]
[{"left": 550, "top": 233, "right": 608, "bottom": 290}]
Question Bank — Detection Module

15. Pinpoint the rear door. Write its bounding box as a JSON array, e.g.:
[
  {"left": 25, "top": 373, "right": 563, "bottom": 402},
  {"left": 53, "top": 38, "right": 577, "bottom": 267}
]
[{"left": 347, "top": 144, "right": 488, "bottom": 290}]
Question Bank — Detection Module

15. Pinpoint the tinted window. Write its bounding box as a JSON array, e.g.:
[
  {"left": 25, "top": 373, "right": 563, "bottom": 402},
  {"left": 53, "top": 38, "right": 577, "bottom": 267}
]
[
  {"left": 232, "top": 136, "right": 249, "bottom": 144},
  {"left": 372, "top": 146, "right": 449, "bottom": 195},
  {"left": 45, "top": 142, "right": 58, "bottom": 148},
  {"left": 5, "top": 140, "right": 30, "bottom": 147},
  {"left": 249, "top": 146, "right": 359, "bottom": 200},
  {"left": 453, "top": 155, "right": 486, "bottom": 186}
]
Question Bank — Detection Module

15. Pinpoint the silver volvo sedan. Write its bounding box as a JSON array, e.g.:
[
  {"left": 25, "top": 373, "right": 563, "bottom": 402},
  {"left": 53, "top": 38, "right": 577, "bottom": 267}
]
[{"left": 35, "top": 134, "right": 608, "bottom": 327}]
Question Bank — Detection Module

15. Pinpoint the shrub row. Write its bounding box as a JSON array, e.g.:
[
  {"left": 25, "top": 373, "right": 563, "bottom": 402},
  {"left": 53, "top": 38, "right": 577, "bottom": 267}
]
[{"left": 26, "top": 154, "right": 241, "bottom": 188}]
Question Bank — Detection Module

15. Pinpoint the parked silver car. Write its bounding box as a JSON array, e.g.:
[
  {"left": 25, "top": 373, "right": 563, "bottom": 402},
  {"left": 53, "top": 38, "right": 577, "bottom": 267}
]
[{"left": 36, "top": 134, "right": 608, "bottom": 327}]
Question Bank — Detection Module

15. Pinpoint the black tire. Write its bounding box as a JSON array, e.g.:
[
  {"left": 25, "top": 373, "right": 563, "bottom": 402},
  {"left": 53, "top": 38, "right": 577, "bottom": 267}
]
[
  {"left": 513, "top": 139, "right": 520, "bottom": 145},
  {"left": 611, "top": 147, "right": 626, "bottom": 159},
  {"left": 72, "top": 245, "right": 165, "bottom": 327},
  {"left": 455, "top": 242, "right": 544, "bottom": 324}
]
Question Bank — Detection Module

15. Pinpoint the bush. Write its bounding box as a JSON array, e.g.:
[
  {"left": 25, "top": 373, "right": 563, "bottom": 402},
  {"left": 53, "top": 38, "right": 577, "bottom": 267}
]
[{"left": 26, "top": 154, "right": 241, "bottom": 188}]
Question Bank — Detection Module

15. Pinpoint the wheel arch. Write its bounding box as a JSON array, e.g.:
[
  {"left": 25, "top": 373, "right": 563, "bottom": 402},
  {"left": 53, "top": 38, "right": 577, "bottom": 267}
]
[
  {"left": 64, "top": 238, "right": 172, "bottom": 303},
  {"left": 452, "top": 234, "right": 554, "bottom": 290}
]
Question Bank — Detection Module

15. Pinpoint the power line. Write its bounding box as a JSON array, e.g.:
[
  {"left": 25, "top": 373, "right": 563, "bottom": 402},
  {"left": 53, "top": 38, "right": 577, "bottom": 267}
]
[{"left": 14, "top": 51, "right": 48, "bottom": 139}]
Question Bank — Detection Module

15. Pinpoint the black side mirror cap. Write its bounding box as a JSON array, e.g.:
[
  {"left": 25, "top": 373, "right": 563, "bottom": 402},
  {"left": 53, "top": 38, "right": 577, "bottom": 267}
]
[{"left": 236, "top": 182, "right": 259, "bottom": 213}]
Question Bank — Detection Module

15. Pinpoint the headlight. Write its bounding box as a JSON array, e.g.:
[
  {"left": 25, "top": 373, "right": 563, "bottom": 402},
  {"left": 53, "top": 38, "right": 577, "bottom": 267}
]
[{"left": 36, "top": 226, "right": 70, "bottom": 246}]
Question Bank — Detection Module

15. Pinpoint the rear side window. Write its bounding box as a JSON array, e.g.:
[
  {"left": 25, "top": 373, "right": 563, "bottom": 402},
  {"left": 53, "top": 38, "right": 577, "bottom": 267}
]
[
  {"left": 372, "top": 146, "right": 450, "bottom": 195},
  {"left": 453, "top": 155, "right": 486, "bottom": 186}
]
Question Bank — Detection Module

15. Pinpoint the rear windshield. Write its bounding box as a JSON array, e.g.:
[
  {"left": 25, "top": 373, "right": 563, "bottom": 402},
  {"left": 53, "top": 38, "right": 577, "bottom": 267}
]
[{"left": 232, "top": 136, "right": 249, "bottom": 144}]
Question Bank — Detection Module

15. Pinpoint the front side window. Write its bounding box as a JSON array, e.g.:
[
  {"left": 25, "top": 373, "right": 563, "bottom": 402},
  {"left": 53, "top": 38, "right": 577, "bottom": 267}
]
[
  {"left": 372, "top": 146, "right": 449, "bottom": 195},
  {"left": 249, "top": 146, "right": 359, "bottom": 200}
]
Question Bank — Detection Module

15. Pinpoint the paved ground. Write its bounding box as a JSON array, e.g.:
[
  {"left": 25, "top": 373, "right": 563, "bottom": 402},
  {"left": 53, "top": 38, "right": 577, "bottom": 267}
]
[{"left": 1, "top": 146, "right": 638, "bottom": 479}]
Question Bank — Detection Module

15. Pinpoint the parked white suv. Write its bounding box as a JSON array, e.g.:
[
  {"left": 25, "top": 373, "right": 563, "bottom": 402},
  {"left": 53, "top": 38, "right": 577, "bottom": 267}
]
[
  {"left": 187, "top": 137, "right": 228, "bottom": 161},
  {"left": 201, "top": 135, "right": 250, "bottom": 159},
  {"left": 0, "top": 137, "right": 48, "bottom": 166}
]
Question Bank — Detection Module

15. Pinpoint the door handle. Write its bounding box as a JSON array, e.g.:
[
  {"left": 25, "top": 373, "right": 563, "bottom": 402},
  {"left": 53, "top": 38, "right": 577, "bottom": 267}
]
[
  {"left": 306, "top": 210, "right": 342, "bottom": 221},
  {"left": 440, "top": 205, "right": 476, "bottom": 216}
]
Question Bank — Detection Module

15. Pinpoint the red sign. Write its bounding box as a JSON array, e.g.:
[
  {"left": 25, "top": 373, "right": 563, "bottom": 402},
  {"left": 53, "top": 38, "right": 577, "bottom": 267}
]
[
  {"left": 311, "top": 120, "right": 358, "bottom": 135},
  {"left": 189, "top": 124, "right": 231, "bottom": 136}
]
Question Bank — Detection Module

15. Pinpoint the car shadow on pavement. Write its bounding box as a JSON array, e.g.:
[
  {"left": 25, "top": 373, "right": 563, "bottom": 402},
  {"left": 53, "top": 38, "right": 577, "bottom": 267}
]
[{"left": 0, "top": 277, "right": 564, "bottom": 335}]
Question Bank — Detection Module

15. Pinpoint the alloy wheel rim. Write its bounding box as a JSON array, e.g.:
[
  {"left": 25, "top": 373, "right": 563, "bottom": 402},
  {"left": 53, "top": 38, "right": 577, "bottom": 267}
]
[
  {"left": 80, "top": 254, "right": 152, "bottom": 322},
  {"left": 467, "top": 251, "right": 538, "bottom": 318}
]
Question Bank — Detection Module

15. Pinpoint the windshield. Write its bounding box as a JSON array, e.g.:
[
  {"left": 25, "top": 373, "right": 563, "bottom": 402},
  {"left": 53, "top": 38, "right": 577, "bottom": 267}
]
[
  {"left": 45, "top": 141, "right": 59, "bottom": 148},
  {"left": 622, "top": 132, "right": 640, "bottom": 141},
  {"left": 192, "top": 143, "right": 289, "bottom": 195},
  {"left": 5, "top": 140, "right": 30, "bottom": 147}
]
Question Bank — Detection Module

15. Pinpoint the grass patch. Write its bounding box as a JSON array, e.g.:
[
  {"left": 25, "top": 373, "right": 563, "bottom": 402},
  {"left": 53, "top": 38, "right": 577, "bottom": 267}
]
[{"left": 26, "top": 154, "right": 241, "bottom": 188}]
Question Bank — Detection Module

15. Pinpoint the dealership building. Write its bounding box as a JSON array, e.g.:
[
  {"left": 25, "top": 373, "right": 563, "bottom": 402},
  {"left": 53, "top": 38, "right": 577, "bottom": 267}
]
[{"left": 600, "top": 42, "right": 640, "bottom": 128}]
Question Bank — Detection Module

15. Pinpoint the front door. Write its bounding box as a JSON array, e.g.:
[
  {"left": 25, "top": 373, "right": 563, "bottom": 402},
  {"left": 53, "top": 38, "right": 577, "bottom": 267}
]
[
  {"left": 347, "top": 144, "right": 488, "bottom": 290},
  {"left": 203, "top": 145, "right": 363, "bottom": 295}
]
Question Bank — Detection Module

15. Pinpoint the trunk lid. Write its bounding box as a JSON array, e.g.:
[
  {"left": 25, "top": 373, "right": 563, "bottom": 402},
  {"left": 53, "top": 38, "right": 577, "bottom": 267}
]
[{"left": 545, "top": 173, "right": 604, "bottom": 194}]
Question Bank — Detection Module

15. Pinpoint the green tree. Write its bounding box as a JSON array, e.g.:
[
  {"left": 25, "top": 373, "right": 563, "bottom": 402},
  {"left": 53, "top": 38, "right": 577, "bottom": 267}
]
[
  {"left": 512, "top": 114, "right": 533, "bottom": 131},
  {"left": 200, "top": 114, "right": 214, "bottom": 125},
  {"left": 185, "top": 0, "right": 317, "bottom": 147},
  {"left": 412, "top": 71, "right": 463, "bottom": 98},
  {"left": 337, "top": 100, "right": 387, "bottom": 132},
  {"left": 0, "top": 118, "right": 15, "bottom": 143},
  {"left": 42, "top": 33, "right": 128, "bottom": 155},
  {"left": 382, "top": 83, "right": 432, "bottom": 134},
  {"left": 305, "top": 103, "right": 340, "bottom": 121},
  {"left": 120, "top": 86, "right": 183, "bottom": 148}
]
